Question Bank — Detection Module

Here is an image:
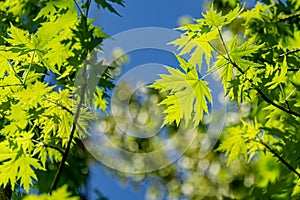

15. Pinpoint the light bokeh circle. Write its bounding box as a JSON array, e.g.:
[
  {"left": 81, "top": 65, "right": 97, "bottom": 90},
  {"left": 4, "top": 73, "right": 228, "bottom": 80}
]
[{"left": 75, "top": 27, "right": 226, "bottom": 173}]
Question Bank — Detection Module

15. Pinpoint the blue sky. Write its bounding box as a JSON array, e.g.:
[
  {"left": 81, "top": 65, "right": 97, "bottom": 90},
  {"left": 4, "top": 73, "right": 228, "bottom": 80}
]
[
  {"left": 88, "top": 1, "right": 206, "bottom": 200},
  {"left": 86, "top": 0, "right": 263, "bottom": 199},
  {"left": 87, "top": 0, "right": 256, "bottom": 199}
]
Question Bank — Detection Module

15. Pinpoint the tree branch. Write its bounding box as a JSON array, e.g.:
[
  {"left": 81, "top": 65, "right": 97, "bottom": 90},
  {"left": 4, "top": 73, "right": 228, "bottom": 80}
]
[
  {"left": 230, "top": 61, "right": 300, "bottom": 118},
  {"left": 277, "top": 13, "right": 300, "bottom": 22},
  {"left": 32, "top": 139, "right": 65, "bottom": 155},
  {"left": 276, "top": 48, "right": 300, "bottom": 59},
  {"left": 0, "top": 83, "right": 24, "bottom": 88},
  {"left": 215, "top": 29, "right": 300, "bottom": 118},
  {"left": 49, "top": 60, "right": 88, "bottom": 194},
  {"left": 260, "top": 140, "right": 300, "bottom": 178},
  {"left": 287, "top": 68, "right": 300, "bottom": 72}
]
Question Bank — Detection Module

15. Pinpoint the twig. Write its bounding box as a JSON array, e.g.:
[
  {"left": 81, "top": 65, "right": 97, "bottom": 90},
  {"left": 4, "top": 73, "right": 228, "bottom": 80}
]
[
  {"left": 23, "top": 50, "right": 36, "bottom": 85},
  {"left": 45, "top": 99, "right": 74, "bottom": 115},
  {"left": 43, "top": 143, "right": 65, "bottom": 155},
  {"left": 277, "top": 13, "right": 300, "bottom": 22},
  {"left": 276, "top": 48, "right": 300, "bottom": 59},
  {"left": 0, "top": 83, "right": 23, "bottom": 88},
  {"left": 260, "top": 140, "right": 300, "bottom": 178},
  {"left": 49, "top": 59, "right": 88, "bottom": 194},
  {"left": 287, "top": 68, "right": 300, "bottom": 72},
  {"left": 230, "top": 60, "right": 300, "bottom": 118},
  {"left": 32, "top": 139, "right": 65, "bottom": 155},
  {"left": 214, "top": 30, "right": 300, "bottom": 118}
]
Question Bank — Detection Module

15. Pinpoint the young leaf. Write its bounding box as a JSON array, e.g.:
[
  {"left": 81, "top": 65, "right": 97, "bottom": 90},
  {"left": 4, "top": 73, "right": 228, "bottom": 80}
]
[
  {"left": 202, "top": 4, "right": 243, "bottom": 27},
  {"left": 170, "top": 29, "right": 218, "bottom": 69},
  {"left": 218, "top": 120, "right": 262, "bottom": 165},
  {"left": 150, "top": 56, "right": 212, "bottom": 128},
  {"left": 0, "top": 143, "right": 44, "bottom": 192},
  {"left": 265, "top": 56, "right": 288, "bottom": 89}
]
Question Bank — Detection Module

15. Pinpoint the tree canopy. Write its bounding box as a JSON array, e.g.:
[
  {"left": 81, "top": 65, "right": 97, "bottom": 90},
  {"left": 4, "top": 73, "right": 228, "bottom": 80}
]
[{"left": 0, "top": 0, "right": 300, "bottom": 199}]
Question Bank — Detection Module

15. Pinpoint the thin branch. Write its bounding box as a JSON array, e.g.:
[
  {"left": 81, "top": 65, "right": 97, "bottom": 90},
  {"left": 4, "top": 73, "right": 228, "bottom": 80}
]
[
  {"left": 253, "top": 83, "right": 300, "bottom": 118},
  {"left": 287, "top": 68, "right": 300, "bottom": 72},
  {"left": 217, "top": 27, "right": 230, "bottom": 58},
  {"left": 277, "top": 13, "right": 300, "bottom": 22},
  {"left": 276, "top": 48, "right": 300, "bottom": 59},
  {"left": 208, "top": 41, "right": 229, "bottom": 61},
  {"left": 23, "top": 50, "right": 36, "bottom": 85},
  {"left": 214, "top": 28, "right": 300, "bottom": 118},
  {"left": 8, "top": 60, "right": 24, "bottom": 86},
  {"left": 231, "top": 61, "right": 300, "bottom": 117},
  {"left": 45, "top": 99, "right": 74, "bottom": 115},
  {"left": 0, "top": 83, "right": 23, "bottom": 88},
  {"left": 49, "top": 60, "right": 88, "bottom": 194},
  {"left": 259, "top": 140, "right": 300, "bottom": 178},
  {"left": 226, "top": 59, "right": 300, "bottom": 117},
  {"left": 32, "top": 139, "right": 65, "bottom": 155}
]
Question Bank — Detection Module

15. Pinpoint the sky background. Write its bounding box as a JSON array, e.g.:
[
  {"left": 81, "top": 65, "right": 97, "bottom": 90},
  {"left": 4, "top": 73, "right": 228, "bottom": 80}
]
[
  {"left": 87, "top": 1, "right": 258, "bottom": 199},
  {"left": 88, "top": 1, "right": 206, "bottom": 200}
]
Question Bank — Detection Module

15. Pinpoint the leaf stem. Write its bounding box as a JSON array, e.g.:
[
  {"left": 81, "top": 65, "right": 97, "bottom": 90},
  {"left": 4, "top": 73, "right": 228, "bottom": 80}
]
[
  {"left": 23, "top": 50, "right": 35, "bottom": 85},
  {"left": 0, "top": 83, "right": 23, "bottom": 88},
  {"left": 287, "top": 68, "right": 300, "bottom": 72},
  {"left": 74, "top": 0, "right": 84, "bottom": 17},
  {"left": 208, "top": 41, "right": 229, "bottom": 61},
  {"left": 217, "top": 27, "right": 230, "bottom": 59},
  {"left": 9, "top": 60, "right": 24, "bottom": 86},
  {"left": 202, "top": 60, "right": 230, "bottom": 79}
]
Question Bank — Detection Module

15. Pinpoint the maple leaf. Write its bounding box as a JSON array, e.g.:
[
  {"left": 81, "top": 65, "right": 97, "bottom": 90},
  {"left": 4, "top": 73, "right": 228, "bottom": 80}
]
[
  {"left": 265, "top": 56, "right": 288, "bottom": 89},
  {"left": 217, "top": 120, "right": 262, "bottom": 165},
  {"left": 4, "top": 24, "right": 30, "bottom": 47},
  {"left": 150, "top": 55, "right": 212, "bottom": 128},
  {"left": 201, "top": 4, "right": 243, "bottom": 27},
  {"left": 169, "top": 28, "right": 218, "bottom": 69},
  {"left": 94, "top": 0, "right": 125, "bottom": 16},
  {"left": 228, "top": 36, "right": 263, "bottom": 71},
  {"left": 0, "top": 142, "right": 44, "bottom": 192},
  {"left": 212, "top": 36, "right": 262, "bottom": 99}
]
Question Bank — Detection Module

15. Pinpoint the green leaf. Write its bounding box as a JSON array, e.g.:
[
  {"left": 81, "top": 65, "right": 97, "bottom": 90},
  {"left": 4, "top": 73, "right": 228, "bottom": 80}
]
[
  {"left": 201, "top": 4, "right": 243, "bottom": 27},
  {"left": 170, "top": 29, "right": 218, "bottom": 69},
  {"left": 265, "top": 56, "right": 288, "bottom": 89},
  {"left": 150, "top": 55, "right": 212, "bottom": 128},
  {"left": 255, "top": 151, "right": 281, "bottom": 188},
  {"left": 94, "top": 87, "right": 108, "bottom": 111},
  {"left": 228, "top": 36, "right": 263, "bottom": 71},
  {"left": 94, "top": 0, "right": 125, "bottom": 16},
  {"left": 218, "top": 120, "right": 262, "bottom": 165},
  {"left": 4, "top": 24, "right": 30, "bottom": 47},
  {"left": 292, "top": 175, "right": 300, "bottom": 196},
  {"left": 0, "top": 143, "right": 44, "bottom": 192},
  {"left": 34, "top": 0, "right": 73, "bottom": 20}
]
